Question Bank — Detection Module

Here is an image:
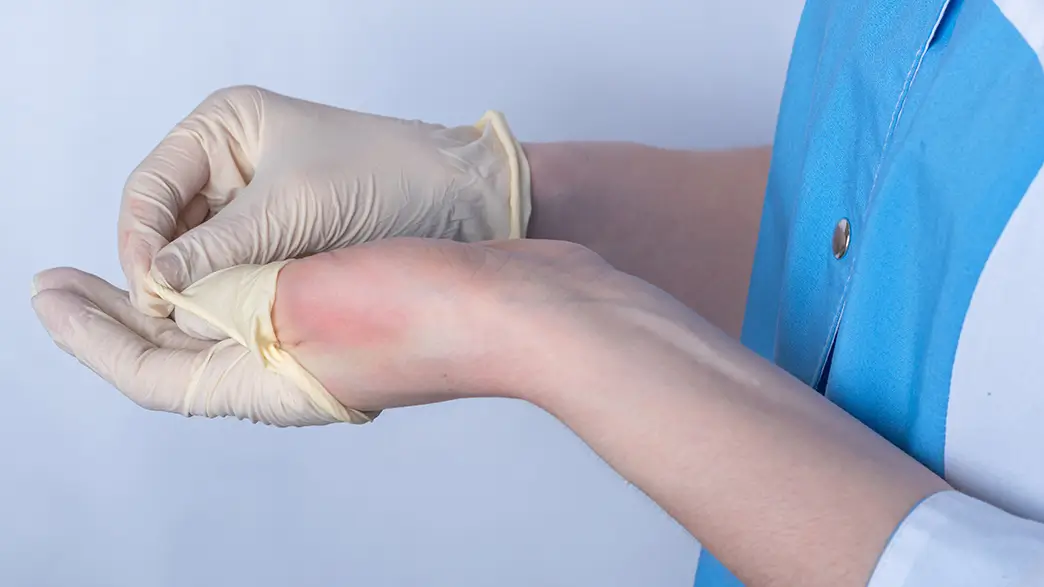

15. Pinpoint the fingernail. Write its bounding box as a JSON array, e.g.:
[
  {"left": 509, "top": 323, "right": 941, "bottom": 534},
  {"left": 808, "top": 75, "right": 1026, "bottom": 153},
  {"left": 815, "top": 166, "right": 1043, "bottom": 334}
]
[
  {"left": 30, "top": 270, "right": 47, "bottom": 297},
  {"left": 152, "top": 253, "right": 187, "bottom": 290},
  {"left": 30, "top": 294, "right": 56, "bottom": 331}
]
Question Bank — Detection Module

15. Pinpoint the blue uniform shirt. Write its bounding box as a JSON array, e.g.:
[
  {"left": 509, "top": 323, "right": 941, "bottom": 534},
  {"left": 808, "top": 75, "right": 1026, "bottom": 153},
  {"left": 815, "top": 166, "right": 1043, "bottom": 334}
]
[{"left": 694, "top": 0, "right": 1044, "bottom": 585}]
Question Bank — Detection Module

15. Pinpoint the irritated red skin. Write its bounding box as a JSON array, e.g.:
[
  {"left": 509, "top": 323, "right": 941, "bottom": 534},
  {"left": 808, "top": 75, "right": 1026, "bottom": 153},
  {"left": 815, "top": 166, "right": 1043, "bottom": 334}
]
[
  {"left": 272, "top": 250, "right": 415, "bottom": 352},
  {"left": 267, "top": 244, "right": 494, "bottom": 410}
]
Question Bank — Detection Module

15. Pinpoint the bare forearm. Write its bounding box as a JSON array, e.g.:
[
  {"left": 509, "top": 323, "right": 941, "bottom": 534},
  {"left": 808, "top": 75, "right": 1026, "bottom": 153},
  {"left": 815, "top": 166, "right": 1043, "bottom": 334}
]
[
  {"left": 524, "top": 142, "right": 771, "bottom": 338},
  {"left": 520, "top": 290, "right": 949, "bottom": 587}
]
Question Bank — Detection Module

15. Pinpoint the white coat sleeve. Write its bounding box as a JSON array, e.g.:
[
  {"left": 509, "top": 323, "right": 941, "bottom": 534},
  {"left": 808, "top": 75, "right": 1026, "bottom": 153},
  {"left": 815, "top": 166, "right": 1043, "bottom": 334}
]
[{"left": 867, "top": 490, "right": 1044, "bottom": 587}]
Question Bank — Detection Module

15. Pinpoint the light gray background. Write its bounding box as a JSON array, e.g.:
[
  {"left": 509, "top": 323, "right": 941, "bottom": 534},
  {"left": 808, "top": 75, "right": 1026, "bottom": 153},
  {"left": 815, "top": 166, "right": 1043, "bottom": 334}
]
[{"left": 0, "top": 1, "right": 803, "bottom": 585}]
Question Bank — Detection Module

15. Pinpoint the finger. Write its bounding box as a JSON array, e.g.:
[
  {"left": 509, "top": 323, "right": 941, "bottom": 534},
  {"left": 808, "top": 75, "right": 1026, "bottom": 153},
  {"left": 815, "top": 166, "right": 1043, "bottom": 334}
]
[
  {"left": 118, "top": 129, "right": 211, "bottom": 317},
  {"left": 119, "top": 85, "right": 266, "bottom": 316},
  {"left": 152, "top": 198, "right": 266, "bottom": 339},
  {"left": 150, "top": 194, "right": 267, "bottom": 293},
  {"left": 32, "top": 267, "right": 210, "bottom": 352},
  {"left": 175, "top": 194, "right": 212, "bottom": 238},
  {"left": 32, "top": 287, "right": 199, "bottom": 414}
]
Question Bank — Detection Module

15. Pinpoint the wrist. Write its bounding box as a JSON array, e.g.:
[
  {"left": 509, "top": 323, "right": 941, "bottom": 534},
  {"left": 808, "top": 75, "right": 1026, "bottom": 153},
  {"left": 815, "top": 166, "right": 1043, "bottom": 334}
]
[
  {"left": 496, "top": 267, "right": 717, "bottom": 411},
  {"left": 522, "top": 142, "right": 587, "bottom": 240}
]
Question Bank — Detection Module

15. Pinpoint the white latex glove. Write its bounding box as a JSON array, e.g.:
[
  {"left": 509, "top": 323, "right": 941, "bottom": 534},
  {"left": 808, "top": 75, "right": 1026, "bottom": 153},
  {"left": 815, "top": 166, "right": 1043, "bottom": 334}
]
[
  {"left": 118, "top": 85, "right": 531, "bottom": 332},
  {"left": 31, "top": 264, "right": 376, "bottom": 426}
]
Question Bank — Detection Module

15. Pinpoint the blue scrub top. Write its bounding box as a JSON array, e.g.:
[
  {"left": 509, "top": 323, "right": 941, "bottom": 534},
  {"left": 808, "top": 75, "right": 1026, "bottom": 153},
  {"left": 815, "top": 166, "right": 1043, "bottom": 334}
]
[{"left": 694, "top": 1, "right": 1044, "bottom": 585}]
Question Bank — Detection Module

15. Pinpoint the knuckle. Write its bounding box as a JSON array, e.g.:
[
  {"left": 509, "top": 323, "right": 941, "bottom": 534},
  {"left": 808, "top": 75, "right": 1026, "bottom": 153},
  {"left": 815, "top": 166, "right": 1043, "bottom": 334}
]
[
  {"left": 180, "top": 84, "right": 269, "bottom": 147},
  {"left": 122, "top": 164, "right": 173, "bottom": 201},
  {"left": 193, "top": 85, "right": 269, "bottom": 126},
  {"left": 203, "top": 84, "right": 267, "bottom": 108}
]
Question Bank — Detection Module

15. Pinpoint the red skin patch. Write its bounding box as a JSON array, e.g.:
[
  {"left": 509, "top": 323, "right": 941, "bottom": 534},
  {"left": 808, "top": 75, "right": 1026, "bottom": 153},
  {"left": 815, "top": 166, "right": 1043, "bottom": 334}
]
[{"left": 272, "top": 250, "right": 413, "bottom": 352}]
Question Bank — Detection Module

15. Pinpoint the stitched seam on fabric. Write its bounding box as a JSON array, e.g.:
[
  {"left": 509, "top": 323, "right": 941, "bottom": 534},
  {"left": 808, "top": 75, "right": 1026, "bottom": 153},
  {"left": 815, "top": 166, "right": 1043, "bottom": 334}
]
[
  {"left": 872, "top": 2, "right": 952, "bottom": 196},
  {"left": 811, "top": 33, "right": 924, "bottom": 385},
  {"left": 810, "top": 1, "right": 954, "bottom": 387}
]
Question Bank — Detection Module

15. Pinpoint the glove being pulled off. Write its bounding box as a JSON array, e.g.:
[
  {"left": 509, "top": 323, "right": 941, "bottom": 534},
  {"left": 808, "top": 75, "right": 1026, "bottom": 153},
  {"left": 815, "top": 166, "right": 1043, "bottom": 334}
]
[{"left": 33, "top": 262, "right": 375, "bottom": 427}]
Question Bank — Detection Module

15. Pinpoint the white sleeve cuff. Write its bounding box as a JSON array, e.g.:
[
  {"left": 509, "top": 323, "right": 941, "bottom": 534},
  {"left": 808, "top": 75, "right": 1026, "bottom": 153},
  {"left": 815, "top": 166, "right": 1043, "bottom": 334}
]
[{"left": 867, "top": 490, "right": 1044, "bottom": 587}]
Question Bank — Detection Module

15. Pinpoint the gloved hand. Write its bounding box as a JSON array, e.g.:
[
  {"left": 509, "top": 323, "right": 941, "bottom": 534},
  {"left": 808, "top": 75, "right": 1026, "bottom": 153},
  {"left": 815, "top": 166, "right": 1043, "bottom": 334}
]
[
  {"left": 31, "top": 238, "right": 615, "bottom": 427},
  {"left": 31, "top": 264, "right": 371, "bottom": 426},
  {"left": 118, "top": 85, "right": 531, "bottom": 331}
]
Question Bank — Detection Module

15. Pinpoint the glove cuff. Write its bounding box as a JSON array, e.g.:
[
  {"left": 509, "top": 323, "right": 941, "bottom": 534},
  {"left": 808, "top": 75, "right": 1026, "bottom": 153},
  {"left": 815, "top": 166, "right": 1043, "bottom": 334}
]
[
  {"left": 474, "top": 111, "right": 532, "bottom": 239},
  {"left": 147, "top": 263, "right": 378, "bottom": 425}
]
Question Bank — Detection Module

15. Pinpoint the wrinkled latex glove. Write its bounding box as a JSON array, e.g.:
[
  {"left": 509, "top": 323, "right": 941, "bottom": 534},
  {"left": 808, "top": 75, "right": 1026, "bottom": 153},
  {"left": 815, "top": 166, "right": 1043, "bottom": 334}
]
[
  {"left": 118, "top": 85, "right": 531, "bottom": 333},
  {"left": 31, "top": 265, "right": 376, "bottom": 426}
]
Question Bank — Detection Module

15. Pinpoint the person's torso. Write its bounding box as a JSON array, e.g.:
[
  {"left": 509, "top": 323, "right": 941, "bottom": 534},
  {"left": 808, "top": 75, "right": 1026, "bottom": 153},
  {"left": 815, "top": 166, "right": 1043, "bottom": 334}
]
[{"left": 694, "top": 1, "right": 1044, "bottom": 585}]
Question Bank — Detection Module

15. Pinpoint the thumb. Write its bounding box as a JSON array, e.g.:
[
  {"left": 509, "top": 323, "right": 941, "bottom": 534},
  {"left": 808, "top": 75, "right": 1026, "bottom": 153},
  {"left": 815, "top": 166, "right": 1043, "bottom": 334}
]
[
  {"left": 151, "top": 201, "right": 266, "bottom": 293},
  {"left": 152, "top": 201, "right": 272, "bottom": 341}
]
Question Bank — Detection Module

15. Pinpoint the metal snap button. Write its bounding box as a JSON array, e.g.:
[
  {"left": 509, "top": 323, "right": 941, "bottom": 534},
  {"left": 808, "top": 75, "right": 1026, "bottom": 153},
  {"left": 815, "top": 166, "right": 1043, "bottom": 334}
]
[{"left": 833, "top": 218, "right": 851, "bottom": 259}]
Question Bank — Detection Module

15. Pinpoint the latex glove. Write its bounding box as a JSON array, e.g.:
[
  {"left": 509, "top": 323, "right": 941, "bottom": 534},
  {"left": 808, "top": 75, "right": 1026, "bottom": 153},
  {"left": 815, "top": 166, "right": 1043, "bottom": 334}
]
[
  {"left": 118, "top": 85, "right": 532, "bottom": 327},
  {"left": 31, "top": 265, "right": 376, "bottom": 426},
  {"left": 31, "top": 238, "right": 607, "bottom": 426}
]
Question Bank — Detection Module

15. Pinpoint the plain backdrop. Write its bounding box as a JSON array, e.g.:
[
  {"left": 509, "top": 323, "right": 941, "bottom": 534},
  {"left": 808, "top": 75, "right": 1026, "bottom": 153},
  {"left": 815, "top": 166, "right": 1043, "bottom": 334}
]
[{"left": 0, "top": 1, "right": 803, "bottom": 585}]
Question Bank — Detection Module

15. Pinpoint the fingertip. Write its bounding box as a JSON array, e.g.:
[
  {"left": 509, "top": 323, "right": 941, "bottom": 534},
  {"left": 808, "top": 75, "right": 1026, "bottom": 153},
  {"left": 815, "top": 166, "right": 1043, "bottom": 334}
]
[
  {"left": 129, "top": 282, "right": 173, "bottom": 318},
  {"left": 30, "top": 288, "right": 79, "bottom": 354},
  {"left": 29, "top": 286, "right": 56, "bottom": 317},
  {"left": 32, "top": 267, "right": 91, "bottom": 297},
  {"left": 152, "top": 216, "right": 237, "bottom": 292},
  {"left": 121, "top": 238, "right": 175, "bottom": 316},
  {"left": 32, "top": 266, "right": 67, "bottom": 289},
  {"left": 31, "top": 287, "right": 158, "bottom": 396},
  {"left": 151, "top": 251, "right": 189, "bottom": 291}
]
